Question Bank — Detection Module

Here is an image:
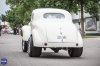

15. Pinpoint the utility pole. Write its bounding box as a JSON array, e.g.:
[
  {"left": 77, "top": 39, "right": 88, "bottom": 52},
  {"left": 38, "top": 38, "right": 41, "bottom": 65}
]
[{"left": 80, "top": 0, "right": 85, "bottom": 35}]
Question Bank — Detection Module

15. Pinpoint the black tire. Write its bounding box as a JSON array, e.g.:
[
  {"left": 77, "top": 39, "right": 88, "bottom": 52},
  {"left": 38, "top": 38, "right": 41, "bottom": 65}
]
[
  {"left": 22, "top": 40, "right": 28, "bottom": 52},
  {"left": 68, "top": 47, "right": 83, "bottom": 57},
  {"left": 28, "top": 36, "right": 42, "bottom": 57}
]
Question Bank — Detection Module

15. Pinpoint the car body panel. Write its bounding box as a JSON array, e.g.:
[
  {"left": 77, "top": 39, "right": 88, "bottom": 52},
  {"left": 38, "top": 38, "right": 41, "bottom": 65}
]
[
  {"left": 30, "top": 8, "right": 83, "bottom": 48},
  {"left": 22, "top": 25, "right": 31, "bottom": 41}
]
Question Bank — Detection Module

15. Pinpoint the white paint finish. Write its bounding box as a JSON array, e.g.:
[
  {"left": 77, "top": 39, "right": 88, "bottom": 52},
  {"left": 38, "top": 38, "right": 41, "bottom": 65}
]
[
  {"left": 30, "top": 8, "right": 83, "bottom": 48},
  {"left": 22, "top": 25, "right": 31, "bottom": 41}
]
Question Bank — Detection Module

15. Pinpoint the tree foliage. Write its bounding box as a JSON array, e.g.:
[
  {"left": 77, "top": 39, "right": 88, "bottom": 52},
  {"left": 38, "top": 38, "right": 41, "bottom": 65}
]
[
  {"left": 0, "top": 14, "right": 6, "bottom": 22},
  {"left": 1, "top": 0, "right": 99, "bottom": 28}
]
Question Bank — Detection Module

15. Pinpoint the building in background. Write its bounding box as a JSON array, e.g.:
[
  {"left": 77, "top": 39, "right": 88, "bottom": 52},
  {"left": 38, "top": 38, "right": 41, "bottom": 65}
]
[
  {"left": 72, "top": 11, "right": 100, "bottom": 34},
  {"left": 0, "top": 21, "right": 10, "bottom": 28},
  {"left": 0, "top": 20, "right": 13, "bottom": 34}
]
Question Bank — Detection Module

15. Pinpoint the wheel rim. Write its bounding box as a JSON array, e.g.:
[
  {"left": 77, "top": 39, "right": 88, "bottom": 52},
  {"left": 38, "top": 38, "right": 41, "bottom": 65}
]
[{"left": 28, "top": 40, "right": 30, "bottom": 54}]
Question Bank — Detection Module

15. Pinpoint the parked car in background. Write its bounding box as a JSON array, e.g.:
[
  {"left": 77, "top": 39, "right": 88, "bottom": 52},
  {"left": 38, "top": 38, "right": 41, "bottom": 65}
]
[
  {"left": 22, "top": 8, "right": 83, "bottom": 57},
  {"left": 7, "top": 27, "right": 14, "bottom": 34}
]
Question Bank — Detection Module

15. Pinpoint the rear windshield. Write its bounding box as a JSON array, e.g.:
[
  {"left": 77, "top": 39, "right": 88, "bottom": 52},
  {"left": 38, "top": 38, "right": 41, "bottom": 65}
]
[{"left": 44, "top": 13, "right": 65, "bottom": 19}]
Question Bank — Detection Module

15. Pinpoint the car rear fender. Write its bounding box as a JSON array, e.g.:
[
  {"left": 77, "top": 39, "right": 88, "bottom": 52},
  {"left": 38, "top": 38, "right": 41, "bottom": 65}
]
[
  {"left": 22, "top": 25, "right": 31, "bottom": 41},
  {"left": 32, "top": 29, "right": 47, "bottom": 46},
  {"left": 77, "top": 31, "right": 83, "bottom": 47}
]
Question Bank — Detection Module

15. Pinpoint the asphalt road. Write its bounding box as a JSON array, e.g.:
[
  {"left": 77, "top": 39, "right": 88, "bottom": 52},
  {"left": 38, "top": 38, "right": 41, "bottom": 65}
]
[{"left": 0, "top": 34, "right": 100, "bottom": 66}]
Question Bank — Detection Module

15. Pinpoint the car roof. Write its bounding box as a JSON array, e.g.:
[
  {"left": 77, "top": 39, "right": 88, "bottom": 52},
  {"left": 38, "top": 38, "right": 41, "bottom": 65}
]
[
  {"left": 31, "top": 8, "right": 72, "bottom": 21},
  {"left": 32, "top": 8, "right": 70, "bottom": 15}
]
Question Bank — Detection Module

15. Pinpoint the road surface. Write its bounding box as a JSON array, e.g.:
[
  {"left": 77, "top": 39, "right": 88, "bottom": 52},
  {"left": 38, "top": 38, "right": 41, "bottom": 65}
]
[{"left": 0, "top": 34, "right": 100, "bottom": 66}]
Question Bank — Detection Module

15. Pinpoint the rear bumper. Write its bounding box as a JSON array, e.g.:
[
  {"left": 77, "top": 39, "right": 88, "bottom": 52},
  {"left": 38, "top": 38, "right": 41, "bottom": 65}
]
[{"left": 34, "top": 42, "right": 83, "bottom": 48}]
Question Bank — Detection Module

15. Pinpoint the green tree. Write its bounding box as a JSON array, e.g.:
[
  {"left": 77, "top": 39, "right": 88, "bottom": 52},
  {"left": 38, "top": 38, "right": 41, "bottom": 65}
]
[
  {"left": 5, "top": 0, "right": 100, "bottom": 35},
  {"left": 0, "top": 14, "right": 6, "bottom": 22}
]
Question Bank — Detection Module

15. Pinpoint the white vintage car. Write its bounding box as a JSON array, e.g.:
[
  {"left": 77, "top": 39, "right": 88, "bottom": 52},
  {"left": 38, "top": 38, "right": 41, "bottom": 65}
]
[{"left": 22, "top": 8, "right": 83, "bottom": 57}]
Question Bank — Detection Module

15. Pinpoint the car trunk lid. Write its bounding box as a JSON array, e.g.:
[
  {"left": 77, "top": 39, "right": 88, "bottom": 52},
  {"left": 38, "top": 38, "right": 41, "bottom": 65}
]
[{"left": 44, "top": 21, "right": 77, "bottom": 43}]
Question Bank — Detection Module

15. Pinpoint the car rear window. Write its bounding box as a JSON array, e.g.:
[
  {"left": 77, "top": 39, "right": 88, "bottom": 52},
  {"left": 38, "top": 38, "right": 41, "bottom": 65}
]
[{"left": 44, "top": 13, "right": 65, "bottom": 19}]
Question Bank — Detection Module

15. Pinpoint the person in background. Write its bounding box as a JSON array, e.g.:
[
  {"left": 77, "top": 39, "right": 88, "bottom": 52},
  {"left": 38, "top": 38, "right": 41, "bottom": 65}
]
[
  {"left": 16, "top": 27, "right": 19, "bottom": 35},
  {"left": 13, "top": 27, "right": 17, "bottom": 35}
]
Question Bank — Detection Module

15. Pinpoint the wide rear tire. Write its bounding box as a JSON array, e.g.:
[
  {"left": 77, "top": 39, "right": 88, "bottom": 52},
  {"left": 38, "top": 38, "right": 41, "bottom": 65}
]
[
  {"left": 68, "top": 47, "right": 83, "bottom": 57},
  {"left": 28, "top": 36, "right": 42, "bottom": 57}
]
